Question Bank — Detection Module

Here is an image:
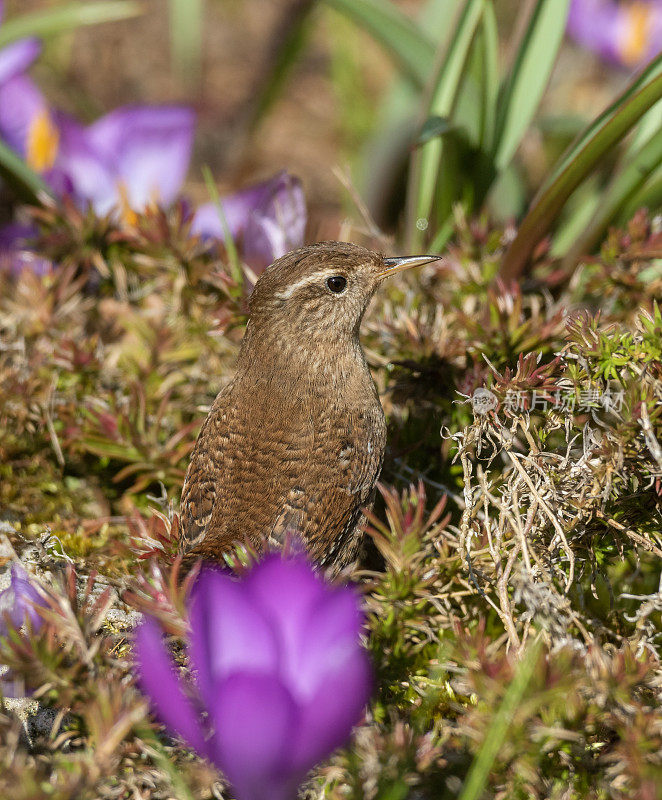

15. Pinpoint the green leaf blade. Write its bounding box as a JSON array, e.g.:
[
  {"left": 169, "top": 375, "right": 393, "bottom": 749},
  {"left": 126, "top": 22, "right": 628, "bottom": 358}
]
[
  {"left": 568, "top": 127, "right": 662, "bottom": 258},
  {"left": 406, "top": 0, "right": 485, "bottom": 247},
  {"left": 0, "top": 1, "right": 143, "bottom": 47},
  {"left": 322, "top": 0, "right": 434, "bottom": 88},
  {"left": 501, "top": 55, "right": 662, "bottom": 280},
  {"left": 459, "top": 640, "right": 543, "bottom": 800},
  {"left": 168, "top": 0, "right": 203, "bottom": 87},
  {"left": 493, "top": 0, "right": 570, "bottom": 172},
  {"left": 0, "top": 140, "right": 53, "bottom": 204}
]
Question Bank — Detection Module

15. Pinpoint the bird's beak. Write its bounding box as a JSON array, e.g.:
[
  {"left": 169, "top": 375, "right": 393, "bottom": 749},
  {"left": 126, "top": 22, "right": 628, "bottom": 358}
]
[{"left": 377, "top": 254, "right": 441, "bottom": 279}]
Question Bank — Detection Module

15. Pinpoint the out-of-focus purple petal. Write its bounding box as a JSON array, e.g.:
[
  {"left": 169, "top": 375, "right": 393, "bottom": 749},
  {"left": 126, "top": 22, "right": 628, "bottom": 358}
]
[
  {"left": 191, "top": 179, "right": 274, "bottom": 241},
  {"left": 210, "top": 672, "right": 299, "bottom": 800},
  {"left": 567, "top": 0, "right": 618, "bottom": 62},
  {"left": 0, "top": 222, "right": 52, "bottom": 277},
  {"left": 0, "top": 222, "right": 37, "bottom": 248},
  {"left": 189, "top": 568, "right": 279, "bottom": 705},
  {"left": 291, "top": 648, "right": 371, "bottom": 770},
  {"left": 136, "top": 553, "right": 372, "bottom": 800},
  {"left": 0, "top": 73, "right": 46, "bottom": 155},
  {"left": 189, "top": 202, "right": 224, "bottom": 239},
  {"left": 50, "top": 111, "right": 116, "bottom": 211},
  {"left": 191, "top": 198, "right": 251, "bottom": 241},
  {"left": 0, "top": 564, "right": 45, "bottom": 636},
  {"left": 567, "top": 0, "right": 662, "bottom": 67},
  {"left": 246, "top": 555, "right": 327, "bottom": 685},
  {"left": 292, "top": 587, "right": 365, "bottom": 698},
  {"left": 243, "top": 173, "right": 306, "bottom": 271},
  {"left": 0, "top": 38, "right": 41, "bottom": 85},
  {"left": 191, "top": 172, "right": 307, "bottom": 271},
  {"left": 134, "top": 618, "right": 207, "bottom": 754},
  {"left": 244, "top": 555, "right": 371, "bottom": 774},
  {"left": 2, "top": 250, "right": 51, "bottom": 277},
  {"left": 84, "top": 105, "right": 195, "bottom": 214}
]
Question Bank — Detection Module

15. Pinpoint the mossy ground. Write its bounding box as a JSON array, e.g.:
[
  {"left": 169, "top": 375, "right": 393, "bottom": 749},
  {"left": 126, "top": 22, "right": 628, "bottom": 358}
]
[{"left": 0, "top": 204, "right": 661, "bottom": 799}]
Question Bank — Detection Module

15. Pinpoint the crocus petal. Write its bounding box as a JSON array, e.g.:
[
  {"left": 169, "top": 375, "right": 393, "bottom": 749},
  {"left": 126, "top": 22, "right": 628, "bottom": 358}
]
[
  {"left": 0, "top": 222, "right": 52, "bottom": 279},
  {"left": 134, "top": 618, "right": 207, "bottom": 755},
  {"left": 0, "top": 564, "right": 45, "bottom": 635},
  {"left": 290, "top": 647, "right": 371, "bottom": 771},
  {"left": 567, "top": 0, "right": 662, "bottom": 67},
  {"left": 137, "top": 554, "right": 372, "bottom": 799},
  {"left": 0, "top": 222, "right": 38, "bottom": 249},
  {"left": 189, "top": 568, "right": 279, "bottom": 705},
  {"left": 191, "top": 180, "right": 273, "bottom": 241},
  {"left": 209, "top": 672, "right": 299, "bottom": 800},
  {"left": 246, "top": 554, "right": 328, "bottom": 685},
  {"left": 190, "top": 172, "right": 306, "bottom": 270},
  {"left": 50, "top": 112, "right": 116, "bottom": 210},
  {"left": 567, "top": 0, "right": 616, "bottom": 59},
  {"left": 85, "top": 105, "right": 195, "bottom": 214},
  {"left": 191, "top": 197, "right": 256, "bottom": 241},
  {"left": 245, "top": 556, "right": 372, "bottom": 772},
  {"left": 0, "top": 73, "right": 47, "bottom": 155},
  {"left": 243, "top": 173, "right": 306, "bottom": 270},
  {"left": 290, "top": 587, "right": 365, "bottom": 698},
  {"left": 0, "top": 38, "right": 41, "bottom": 85}
]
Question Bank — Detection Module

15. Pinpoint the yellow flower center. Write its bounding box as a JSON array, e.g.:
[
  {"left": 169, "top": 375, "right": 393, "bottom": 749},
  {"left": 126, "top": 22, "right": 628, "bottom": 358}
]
[
  {"left": 26, "top": 109, "right": 59, "bottom": 172},
  {"left": 117, "top": 181, "right": 138, "bottom": 227},
  {"left": 619, "top": 2, "right": 653, "bottom": 67}
]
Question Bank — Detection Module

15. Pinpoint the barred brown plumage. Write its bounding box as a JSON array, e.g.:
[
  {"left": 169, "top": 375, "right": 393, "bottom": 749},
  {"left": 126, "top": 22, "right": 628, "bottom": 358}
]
[{"left": 178, "top": 241, "right": 439, "bottom": 571}]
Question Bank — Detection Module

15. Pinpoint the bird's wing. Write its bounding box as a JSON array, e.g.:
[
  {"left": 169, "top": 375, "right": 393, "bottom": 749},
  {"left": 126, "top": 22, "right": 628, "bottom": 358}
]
[
  {"left": 178, "top": 388, "right": 234, "bottom": 554},
  {"left": 268, "top": 485, "right": 307, "bottom": 548},
  {"left": 346, "top": 407, "right": 386, "bottom": 501}
]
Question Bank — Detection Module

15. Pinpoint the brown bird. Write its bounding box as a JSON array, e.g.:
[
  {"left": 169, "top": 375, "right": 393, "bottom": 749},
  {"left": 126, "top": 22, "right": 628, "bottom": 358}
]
[{"left": 179, "top": 241, "right": 439, "bottom": 571}]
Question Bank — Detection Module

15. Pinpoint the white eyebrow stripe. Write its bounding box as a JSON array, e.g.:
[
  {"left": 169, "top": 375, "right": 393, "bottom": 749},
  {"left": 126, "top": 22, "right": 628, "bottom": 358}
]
[{"left": 273, "top": 269, "right": 345, "bottom": 300}]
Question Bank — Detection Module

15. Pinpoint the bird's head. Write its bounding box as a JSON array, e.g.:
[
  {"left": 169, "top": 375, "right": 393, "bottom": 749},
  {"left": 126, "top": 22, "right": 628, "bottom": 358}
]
[{"left": 246, "top": 241, "right": 439, "bottom": 344}]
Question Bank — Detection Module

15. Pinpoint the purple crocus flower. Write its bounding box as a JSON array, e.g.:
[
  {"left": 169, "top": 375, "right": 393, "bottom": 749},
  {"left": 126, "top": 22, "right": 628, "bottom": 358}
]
[
  {"left": 0, "top": 34, "right": 40, "bottom": 87},
  {"left": 0, "top": 221, "right": 51, "bottom": 276},
  {"left": 53, "top": 106, "right": 195, "bottom": 220},
  {"left": 0, "top": 1, "right": 53, "bottom": 170},
  {"left": 0, "top": 2, "right": 195, "bottom": 220},
  {"left": 0, "top": 73, "right": 56, "bottom": 170},
  {"left": 135, "top": 554, "right": 371, "bottom": 800},
  {"left": 0, "top": 79, "right": 194, "bottom": 220},
  {"left": 192, "top": 171, "right": 307, "bottom": 272},
  {"left": 0, "top": 564, "right": 45, "bottom": 637},
  {"left": 567, "top": 0, "right": 662, "bottom": 67}
]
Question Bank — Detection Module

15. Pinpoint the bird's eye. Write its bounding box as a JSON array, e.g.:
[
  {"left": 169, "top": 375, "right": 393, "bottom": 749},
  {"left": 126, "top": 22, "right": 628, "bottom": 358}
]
[{"left": 326, "top": 275, "right": 347, "bottom": 294}]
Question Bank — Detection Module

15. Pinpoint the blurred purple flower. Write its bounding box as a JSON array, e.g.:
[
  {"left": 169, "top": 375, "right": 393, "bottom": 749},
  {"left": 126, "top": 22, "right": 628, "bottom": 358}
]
[
  {"left": 0, "top": 222, "right": 51, "bottom": 276},
  {"left": 192, "top": 171, "right": 307, "bottom": 272},
  {"left": 0, "top": 4, "right": 195, "bottom": 211},
  {"left": 52, "top": 106, "right": 195, "bottom": 220},
  {"left": 0, "top": 71, "right": 195, "bottom": 220},
  {"left": 0, "top": 564, "right": 45, "bottom": 637},
  {"left": 0, "top": 37, "right": 40, "bottom": 86},
  {"left": 0, "top": 1, "right": 53, "bottom": 170},
  {"left": 135, "top": 554, "right": 371, "bottom": 800},
  {"left": 0, "top": 73, "right": 56, "bottom": 170},
  {"left": 567, "top": 0, "right": 662, "bottom": 67}
]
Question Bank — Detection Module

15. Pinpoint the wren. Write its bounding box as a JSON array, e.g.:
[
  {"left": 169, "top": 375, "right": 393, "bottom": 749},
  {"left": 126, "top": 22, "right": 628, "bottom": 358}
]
[{"left": 179, "top": 241, "right": 439, "bottom": 571}]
